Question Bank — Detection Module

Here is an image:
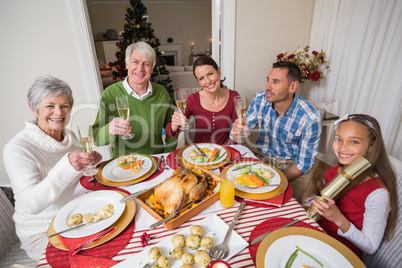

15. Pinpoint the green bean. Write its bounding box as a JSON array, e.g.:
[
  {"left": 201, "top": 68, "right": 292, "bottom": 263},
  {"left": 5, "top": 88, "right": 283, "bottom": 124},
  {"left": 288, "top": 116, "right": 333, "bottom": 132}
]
[
  {"left": 285, "top": 249, "right": 299, "bottom": 268},
  {"left": 251, "top": 171, "right": 270, "bottom": 185},
  {"left": 214, "top": 151, "right": 227, "bottom": 161},
  {"left": 296, "top": 245, "right": 323, "bottom": 267},
  {"left": 212, "top": 149, "right": 221, "bottom": 162}
]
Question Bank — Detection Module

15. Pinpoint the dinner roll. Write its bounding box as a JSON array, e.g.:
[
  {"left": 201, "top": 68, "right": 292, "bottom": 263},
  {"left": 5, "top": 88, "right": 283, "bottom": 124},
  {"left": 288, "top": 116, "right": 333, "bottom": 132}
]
[
  {"left": 171, "top": 234, "right": 186, "bottom": 248},
  {"left": 67, "top": 213, "right": 83, "bottom": 226},
  {"left": 181, "top": 252, "right": 194, "bottom": 264},
  {"left": 171, "top": 246, "right": 184, "bottom": 260},
  {"left": 82, "top": 213, "right": 94, "bottom": 224},
  {"left": 194, "top": 250, "right": 211, "bottom": 266},
  {"left": 190, "top": 225, "right": 203, "bottom": 236},
  {"left": 116, "top": 158, "right": 127, "bottom": 166},
  {"left": 200, "top": 236, "right": 213, "bottom": 250},
  {"left": 148, "top": 247, "right": 161, "bottom": 260},
  {"left": 157, "top": 255, "right": 170, "bottom": 268},
  {"left": 126, "top": 155, "right": 136, "bottom": 163},
  {"left": 186, "top": 234, "right": 201, "bottom": 250}
]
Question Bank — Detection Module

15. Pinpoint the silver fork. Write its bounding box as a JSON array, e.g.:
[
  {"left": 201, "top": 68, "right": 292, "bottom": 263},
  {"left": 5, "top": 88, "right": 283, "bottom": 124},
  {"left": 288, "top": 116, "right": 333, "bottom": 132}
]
[
  {"left": 161, "top": 155, "right": 169, "bottom": 169},
  {"left": 226, "top": 152, "right": 247, "bottom": 164},
  {"left": 87, "top": 176, "right": 97, "bottom": 187}
]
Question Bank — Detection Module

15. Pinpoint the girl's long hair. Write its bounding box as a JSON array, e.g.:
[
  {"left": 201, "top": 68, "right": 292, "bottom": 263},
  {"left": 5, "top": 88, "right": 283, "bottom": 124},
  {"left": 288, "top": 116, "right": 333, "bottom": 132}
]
[{"left": 302, "top": 114, "right": 398, "bottom": 241}]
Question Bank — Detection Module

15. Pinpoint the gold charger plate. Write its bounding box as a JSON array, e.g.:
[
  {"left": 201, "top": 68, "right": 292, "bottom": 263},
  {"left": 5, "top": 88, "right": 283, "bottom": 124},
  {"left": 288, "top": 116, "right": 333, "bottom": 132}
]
[
  {"left": 175, "top": 144, "right": 231, "bottom": 170},
  {"left": 95, "top": 153, "right": 157, "bottom": 186},
  {"left": 220, "top": 162, "right": 288, "bottom": 200},
  {"left": 47, "top": 191, "right": 136, "bottom": 250},
  {"left": 256, "top": 227, "right": 365, "bottom": 267}
]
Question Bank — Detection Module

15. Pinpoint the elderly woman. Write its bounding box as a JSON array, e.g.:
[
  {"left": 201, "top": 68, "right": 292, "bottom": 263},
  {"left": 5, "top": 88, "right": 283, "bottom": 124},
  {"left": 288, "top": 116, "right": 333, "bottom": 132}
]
[
  {"left": 166, "top": 56, "right": 239, "bottom": 144},
  {"left": 92, "top": 41, "right": 177, "bottom": 157},
  {"left": 3, "top": 75, "right": 102, "bottom": 261}
]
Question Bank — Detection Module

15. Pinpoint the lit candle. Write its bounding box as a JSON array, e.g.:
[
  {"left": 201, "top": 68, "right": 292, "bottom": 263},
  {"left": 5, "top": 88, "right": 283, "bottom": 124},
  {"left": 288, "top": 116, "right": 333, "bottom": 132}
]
[
  {"left": 191, "top": 42, "right": 194, "bottom": 55},
  {"left": 210, "top": 38, "right": 212, "bottom": 55}
]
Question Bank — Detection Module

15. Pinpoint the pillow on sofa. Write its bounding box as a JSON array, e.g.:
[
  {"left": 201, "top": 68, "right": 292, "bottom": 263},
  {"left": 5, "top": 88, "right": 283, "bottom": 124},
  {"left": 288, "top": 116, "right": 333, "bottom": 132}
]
[
  {"left": 100, "top": 68, "right": 113, "bottom": 78},
  {"left": 184, "top": 65, "right": 193, "bottom": 72},
  {"left": 166, "top": 66, "right": 185, "bottom": 72}
]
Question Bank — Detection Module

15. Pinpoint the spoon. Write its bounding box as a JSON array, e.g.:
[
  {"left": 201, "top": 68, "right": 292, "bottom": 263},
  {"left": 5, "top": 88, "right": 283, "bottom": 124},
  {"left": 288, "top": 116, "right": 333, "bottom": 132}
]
[{"left": 209, "top": 202, "right": 246, "bottom": 260}]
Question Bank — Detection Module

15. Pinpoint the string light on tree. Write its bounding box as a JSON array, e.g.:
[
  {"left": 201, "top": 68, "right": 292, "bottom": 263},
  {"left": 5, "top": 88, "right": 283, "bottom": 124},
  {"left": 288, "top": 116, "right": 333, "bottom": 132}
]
[{"left": 108, "top": 0, "right": 173, "bottom": 99}]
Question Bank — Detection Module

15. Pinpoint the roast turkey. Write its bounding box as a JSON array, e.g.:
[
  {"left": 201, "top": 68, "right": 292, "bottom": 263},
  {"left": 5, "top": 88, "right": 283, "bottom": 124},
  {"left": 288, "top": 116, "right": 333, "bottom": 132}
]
[{"left": 153, "top": 167, "right": 208, "bottom": 216}]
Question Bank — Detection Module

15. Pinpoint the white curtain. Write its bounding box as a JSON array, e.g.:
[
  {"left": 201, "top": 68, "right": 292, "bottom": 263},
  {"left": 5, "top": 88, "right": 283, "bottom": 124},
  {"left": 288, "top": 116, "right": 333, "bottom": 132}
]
[{"left": 304, "top": 0, "right": 402, "bottom": 160}]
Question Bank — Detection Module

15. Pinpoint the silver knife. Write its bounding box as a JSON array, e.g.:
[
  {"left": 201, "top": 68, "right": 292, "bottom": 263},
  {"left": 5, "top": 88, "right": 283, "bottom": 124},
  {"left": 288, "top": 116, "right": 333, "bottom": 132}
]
[
  {"left": 250, "top": 218, "right": 300, "bottom": 245},
  {"left": 192, "top": 143, "right": 209, "bottom": 159},
  {"left": 149, "top": 200, "right": 199, "bottom": 230},
  {"left": 232, "top": 162, "right": 260, "bottom": 171},
  {"left": 119, "top": 188, "right": 151, "bottom": 203},
  {"left": 71, "top": 226, "right": 117, "bottom": 255},
  {"left": 48, "top": 217, "right": 108, "bottom": 238},
  {"left": 119, "top": 157, "right": 162, "bottom": 203}
]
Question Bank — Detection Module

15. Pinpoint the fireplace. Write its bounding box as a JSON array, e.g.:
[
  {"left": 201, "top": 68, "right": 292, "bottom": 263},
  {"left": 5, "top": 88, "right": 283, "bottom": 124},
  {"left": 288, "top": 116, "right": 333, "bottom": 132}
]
[{"left": 159, "top": 43, "right": 182, "bottom": 66}]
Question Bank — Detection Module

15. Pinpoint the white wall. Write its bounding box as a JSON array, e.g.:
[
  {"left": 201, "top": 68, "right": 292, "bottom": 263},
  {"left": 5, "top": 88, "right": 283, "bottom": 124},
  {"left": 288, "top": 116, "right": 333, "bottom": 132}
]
[
  {"left": 0, "top": 0, "right": 314, "bottom": 186},
  {"left": 0, "top": 0, "right": 96, "bottom": 186},
  {"left": 234, "top": 0, "right": 315, "bottom": 102},
  {"left": 87, "top": 1, "right": 211, "bottom": 66}
]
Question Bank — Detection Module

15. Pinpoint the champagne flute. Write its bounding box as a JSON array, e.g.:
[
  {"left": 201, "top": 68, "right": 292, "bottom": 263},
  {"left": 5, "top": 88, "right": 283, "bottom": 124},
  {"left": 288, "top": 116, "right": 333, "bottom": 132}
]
[
  {"left": 77, "top": 124, "right": 98, "bottom": 176},
  {"left": 234, "top": 96, "right": 247, "bottom": 137},
  {"left": 116, "top": 95, "right": 135, "bottom": 139},
  {"left": 174, "top": 89, "right": 190, "bottom": 130}
]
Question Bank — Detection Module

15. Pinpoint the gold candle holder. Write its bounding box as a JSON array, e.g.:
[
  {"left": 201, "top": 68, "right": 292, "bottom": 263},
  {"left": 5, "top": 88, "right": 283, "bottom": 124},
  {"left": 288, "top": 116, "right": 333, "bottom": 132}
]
[{"left": 306, "top": 157, "right": 371, "bottom": 221}]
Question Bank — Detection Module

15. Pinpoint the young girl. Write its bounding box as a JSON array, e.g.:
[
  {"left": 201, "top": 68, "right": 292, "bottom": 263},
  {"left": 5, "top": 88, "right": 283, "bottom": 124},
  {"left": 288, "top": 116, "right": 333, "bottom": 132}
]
[{"left": 302, "top": 114, "right": 398, "bottom": 258}]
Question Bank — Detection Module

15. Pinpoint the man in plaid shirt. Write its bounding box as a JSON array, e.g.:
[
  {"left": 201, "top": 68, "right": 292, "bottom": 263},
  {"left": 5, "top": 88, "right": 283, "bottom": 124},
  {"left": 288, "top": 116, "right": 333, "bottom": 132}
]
[{"left": 231, "top": 61, "right": 321, "bottom": 200}]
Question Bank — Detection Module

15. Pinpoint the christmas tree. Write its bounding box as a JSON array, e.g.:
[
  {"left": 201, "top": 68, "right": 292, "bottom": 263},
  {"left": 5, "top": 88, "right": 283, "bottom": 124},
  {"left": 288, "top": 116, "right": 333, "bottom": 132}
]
[{"left": 109, "top": 0, "right": 173, "bottom": 98}]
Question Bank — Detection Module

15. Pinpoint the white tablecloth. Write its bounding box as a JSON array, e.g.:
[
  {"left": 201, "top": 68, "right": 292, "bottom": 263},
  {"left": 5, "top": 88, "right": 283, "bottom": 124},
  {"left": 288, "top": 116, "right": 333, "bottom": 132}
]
[{"left": 36, "top": 145, "right": 321, "bottom": 267}]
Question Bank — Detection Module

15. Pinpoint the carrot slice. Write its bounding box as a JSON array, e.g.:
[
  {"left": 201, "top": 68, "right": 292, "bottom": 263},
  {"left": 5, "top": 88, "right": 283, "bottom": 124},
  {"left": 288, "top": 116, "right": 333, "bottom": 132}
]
[
  {"left": 121, "top": 159, "right": 143, "bottom": 169},
  {"left": 244, "top": 174, "right": 266, "bottom": 186},
  {"left": 209, "top": 148, "right": 219, "bottom": 162},
  {"left": 302, "top": 266, "right": 312, "bottom": 268},
  {"left": 149, "top": 194, "right": 163, "bottom": 210}
]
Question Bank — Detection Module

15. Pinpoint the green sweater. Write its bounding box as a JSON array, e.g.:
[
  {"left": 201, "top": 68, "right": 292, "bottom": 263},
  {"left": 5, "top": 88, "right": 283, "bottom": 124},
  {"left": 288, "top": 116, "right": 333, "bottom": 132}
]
[{"left": 92, "top": 81, "right": 177, "bottom": 157}]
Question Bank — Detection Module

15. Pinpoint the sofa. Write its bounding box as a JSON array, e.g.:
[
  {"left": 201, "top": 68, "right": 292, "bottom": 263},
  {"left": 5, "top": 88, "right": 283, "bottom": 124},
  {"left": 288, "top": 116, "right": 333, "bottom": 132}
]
[
  {"left": 0, "top": 188, "right": 36, "bottom": 267},
  {"left": 159, "top": 65, "right": 200, "bottom": 91},
  {"left": 98, "top": 64, "right": 200, "bottom": 91}
]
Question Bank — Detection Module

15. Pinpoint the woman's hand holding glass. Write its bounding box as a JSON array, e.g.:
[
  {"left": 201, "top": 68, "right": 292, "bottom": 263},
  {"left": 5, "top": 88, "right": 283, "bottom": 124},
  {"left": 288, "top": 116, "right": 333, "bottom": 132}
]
[
  {"left": 68, "top": 151, "right": 102, "bottom": 172},
  {"left": 116, "top": 95, "right": 135, "bottom": 139},
  {"left": 77, "top": 124, "right": 99, "bottom": 176},
  {"left": 174, "top": 89, "right": 191, "bottom": 130}
]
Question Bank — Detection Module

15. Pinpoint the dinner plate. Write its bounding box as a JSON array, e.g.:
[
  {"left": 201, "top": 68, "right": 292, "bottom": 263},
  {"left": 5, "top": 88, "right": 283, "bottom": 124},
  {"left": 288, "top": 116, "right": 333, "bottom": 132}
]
[
  {"left": 256, "top": 227, "right": 365, "bottom": 268},
  {"left": 112, "top": 214, "right": 249, "bottom": 268},
  {"left": 221, "top": 163, "right": 288, "bottom": 200},
  {"left": 183, "top": 143, "right": 226, "bottom": 165},
  {"left": 102, "top": 154, "right": 153, "bottom": 182},
  {"left": 176, "top": 144, "right": 231, "bottom": 170},
  {"left": 53, "top": 190, "right": 126, "bottom": 238},
  {"left": 95, "top": 155, "right": 158, "bottom": 186},
  {"left": 227, "top": 162, "right": 281, "bottom": 193},
  {"left": 48, "top": 191, "right": 136, "bottom": 250}
]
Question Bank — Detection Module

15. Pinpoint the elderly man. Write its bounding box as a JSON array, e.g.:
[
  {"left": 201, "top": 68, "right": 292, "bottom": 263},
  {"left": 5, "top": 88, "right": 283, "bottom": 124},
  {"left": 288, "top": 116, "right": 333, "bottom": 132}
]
[
  {"left": 231, "top": 61, "right": 322, "bottom": 200},
  {"left": 93, "top": 42, "right": 177, "bottom": 157}
]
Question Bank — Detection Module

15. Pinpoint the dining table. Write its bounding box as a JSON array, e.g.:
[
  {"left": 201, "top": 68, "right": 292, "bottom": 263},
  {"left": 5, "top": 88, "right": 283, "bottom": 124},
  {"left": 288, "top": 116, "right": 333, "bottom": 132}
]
[{"left": 36, "top": 144, "right": 325, "bottom": 268}]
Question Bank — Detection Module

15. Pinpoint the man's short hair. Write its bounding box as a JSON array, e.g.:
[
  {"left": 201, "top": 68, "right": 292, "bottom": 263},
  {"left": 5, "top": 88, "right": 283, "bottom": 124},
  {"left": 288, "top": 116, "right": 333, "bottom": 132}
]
[{"left": 273, "top": 61, "right": 301, "bottom": 83}]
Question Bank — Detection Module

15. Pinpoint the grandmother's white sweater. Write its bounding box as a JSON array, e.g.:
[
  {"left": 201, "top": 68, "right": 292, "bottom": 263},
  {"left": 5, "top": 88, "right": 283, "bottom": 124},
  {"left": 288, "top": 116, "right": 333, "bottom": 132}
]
[{"left": 3, "top": 120, "right": 82, "bottom": 256}]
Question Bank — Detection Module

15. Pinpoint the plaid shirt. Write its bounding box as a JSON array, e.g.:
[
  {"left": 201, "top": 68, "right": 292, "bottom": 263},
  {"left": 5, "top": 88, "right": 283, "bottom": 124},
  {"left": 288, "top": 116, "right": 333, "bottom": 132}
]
[{"left": 246, "top": 91, "right": 321, "bottom": 173}]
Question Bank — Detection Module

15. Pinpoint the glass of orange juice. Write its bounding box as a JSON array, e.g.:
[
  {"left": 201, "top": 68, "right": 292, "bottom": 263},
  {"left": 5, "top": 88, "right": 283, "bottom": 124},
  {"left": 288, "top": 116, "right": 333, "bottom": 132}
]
[{"left": 220, "top": 174, "right": 235, "bottom": 208}]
